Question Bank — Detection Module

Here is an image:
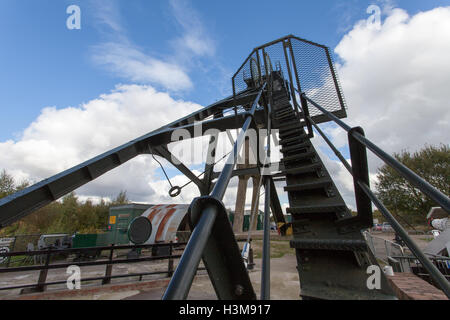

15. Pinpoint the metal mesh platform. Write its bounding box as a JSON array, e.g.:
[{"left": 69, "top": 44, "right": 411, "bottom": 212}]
[{"left": 232, "top": 35, "right": 347, "bottom": 125}]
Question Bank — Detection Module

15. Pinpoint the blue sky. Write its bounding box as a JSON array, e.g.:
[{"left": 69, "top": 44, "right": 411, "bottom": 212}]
[
  {"left": 1, "top": 0, "right": 449, "bottom": 208},
  {"left": 1, "top": 0, "right": 448, "bottom": 141}
]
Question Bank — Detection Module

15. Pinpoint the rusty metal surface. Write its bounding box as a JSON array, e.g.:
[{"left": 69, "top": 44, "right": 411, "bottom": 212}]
[{"left": 141, "top": 204, "right": 190, "bottom": 244}]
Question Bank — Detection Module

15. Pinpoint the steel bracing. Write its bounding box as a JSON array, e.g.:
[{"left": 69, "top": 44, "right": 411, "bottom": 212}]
[{"left": 0, "top": 35, "right": 449, "bottom": 300}]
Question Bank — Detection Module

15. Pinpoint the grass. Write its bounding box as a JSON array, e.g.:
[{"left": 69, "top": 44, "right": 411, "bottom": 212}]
[
  {"left": 246, "top": 240, "right": 294, "bottom": 259},
  {"left": 1, "top": 255, "right": 36, "bottom": 267}
]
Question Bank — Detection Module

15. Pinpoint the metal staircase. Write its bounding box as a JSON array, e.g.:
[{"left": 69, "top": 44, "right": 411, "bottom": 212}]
[
  {"left": 270, "top": 72, "right": 395, "bottom": 299},
  {"left": 0, "top": 34, "right": 449, "bottom": 300}
]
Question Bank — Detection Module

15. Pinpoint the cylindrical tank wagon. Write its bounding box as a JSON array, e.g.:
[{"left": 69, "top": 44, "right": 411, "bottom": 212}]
[
  {"left": 127, "top": 204, "right": 191, "bottom": 245},
  {"left": 71, "top": 203, "right": 191, "bottom": 256}
]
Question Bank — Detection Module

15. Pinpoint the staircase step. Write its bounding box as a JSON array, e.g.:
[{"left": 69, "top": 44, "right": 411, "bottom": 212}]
[
  {"left": 274, "top": 105, "right": 293, "bottom": 114},
  {"left": 274, "top": 108, "right": 293, "bottom": 116},
  {"left": 280, "top": 136, "right": 302, "bottom": 145},
  {"left": 274, "top": 113, "right": 296, "bottom": 121},
  {"left": 273, "top": 96, "right": 290, "bottom": 103},
  {"left": 284, "top": 178, "right": 332, "bottom": 192},
  {"left": 279, "top": 122, "right": 304, "bottom": 132},
  {"left": 287, "top": 204, "right": 347, "bottom": 215},
  {"left": 279, "top": 128, "right": 304, "bottom": 139},
  {"left": 281, "top": 142, "right": 310, "bottom": 153},
  {"left": 280, "top": 135, "right": 306, "bottom": 145},
  {"left": 281, "top": 151, "right": 316, "bottom": 163},
  {"left": 281, "top": 163, "right": 322, "bottom": 175},
  {"left": 290, "top": 239, "right": 368, "bottom": 251},
  {"left": 275, "top": 116, "right": 298, "bottom": 124}
]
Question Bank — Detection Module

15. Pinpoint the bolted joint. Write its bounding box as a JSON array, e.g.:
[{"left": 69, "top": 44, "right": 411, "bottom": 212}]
[
  {"left": 187, "top": 196, "right": 228, "bottom": 230},
  {"left": 242, "top": 111, "right": 257, "bottom": 125}
]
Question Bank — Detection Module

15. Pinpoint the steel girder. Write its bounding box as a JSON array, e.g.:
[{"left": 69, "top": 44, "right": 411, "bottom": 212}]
[{"left": 0, "top": 90, "right": 264, "bottom": 228}]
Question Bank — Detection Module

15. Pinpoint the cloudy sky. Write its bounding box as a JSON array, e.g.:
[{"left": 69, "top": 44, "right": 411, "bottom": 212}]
[{"left": 0, "top": 0, "right": 449, "bottom": 212}]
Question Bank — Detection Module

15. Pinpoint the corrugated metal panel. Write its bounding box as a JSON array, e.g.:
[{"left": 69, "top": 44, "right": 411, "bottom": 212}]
[{"left": 141, "top": 204, "right": 190, "bottom": 243}]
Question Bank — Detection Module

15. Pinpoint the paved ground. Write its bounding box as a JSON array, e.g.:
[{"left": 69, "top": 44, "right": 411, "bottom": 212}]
[
  {"left": 123, "top": 254, "right": 300, "bottom": 300},
  {"left": 0, "top": 242, "right": 299, "bottom": 300},
  {"left": 371, "top": 231, "right": 433, "bottom": 248},
  {"left": 0, "top": 231, "right": 435, "bottom": 300}
]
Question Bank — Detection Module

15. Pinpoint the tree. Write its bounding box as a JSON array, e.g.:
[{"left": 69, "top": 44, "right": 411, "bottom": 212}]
[
  {"left": 112, "top": 190, "right": 130, "bottom": 205},
  {"left": 0, "top": 169, "right": 133, "bottom": 236},
  {"left": 375, "top": 144, "right": 449, "bottom": 224},
  {"left": 0, "top": 170, "right": 16, "bottom": 198}
]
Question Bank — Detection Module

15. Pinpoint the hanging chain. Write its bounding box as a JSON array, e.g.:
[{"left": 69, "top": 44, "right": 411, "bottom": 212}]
[{"left": 149, "top": 146, "right": 232, "bottom": 198}]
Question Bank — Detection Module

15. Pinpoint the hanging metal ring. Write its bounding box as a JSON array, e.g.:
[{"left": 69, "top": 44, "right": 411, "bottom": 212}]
[{"left": 169, "top": 186, "right": 182, "bottom": 198}]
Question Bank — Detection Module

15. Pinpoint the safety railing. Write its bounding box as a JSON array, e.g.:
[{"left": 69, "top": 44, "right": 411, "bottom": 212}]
[
  {"left": 363, "top": 231, "right": 405, "bottom": 265},
  {"left": 162, "top": 83, "right": 268, "bottom": 300},
  {"left": 0, "top": 242, "right": 192, "bottom": 294},
  {"left": 231, "top": 35, "right": 348, "bottom": 135},
  {"left": 297, "top": 91, "right": 450, "bottom": 298},
  {"left": 389, "top": 255, "right": 450, "bottom": 285}
]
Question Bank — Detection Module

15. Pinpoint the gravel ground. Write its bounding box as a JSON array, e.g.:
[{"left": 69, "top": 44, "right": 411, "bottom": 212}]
[{"left": 0, "top": 232, "right": 434, "bottom": 300}]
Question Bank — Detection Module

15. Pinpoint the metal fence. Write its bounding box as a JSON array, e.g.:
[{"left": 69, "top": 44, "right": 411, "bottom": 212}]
[
  {"left": 231, "top": 35, "right": 347, "bottom": 126},
  {"left": 0, "top": 242, "right": 191, "bottom": 294},
  {"left": 290, "top": 37, "right": 346, "bottom": 118},
  {"left": 364, "top": 231, "right": 450, "bottom": 290},
  {"left": 0, "top": 235, "right": 255, "bottom": 296},
  {"left": 298, "top": 91, "right": 450, "bottom": 297},
  {"left": 390, "top": 255, "right": 450, "bottom": 284},
  {"left": 363, "top": 231, "right": 405, "bottom": 264}
]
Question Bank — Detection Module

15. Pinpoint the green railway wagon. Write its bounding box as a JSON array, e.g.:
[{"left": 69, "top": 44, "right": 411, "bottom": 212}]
[
  {"left": 72, "top": 203, "right": 152, "bottom": 250},
  {"left": 107, "top": 203, "right": 152, "bottom": 245},
  {"left": 228, "top": 211, "right": 264, "bottom": 232},
  {"left": 72, "top": 233, "right": 112, "bottom": 259},
  {"left": 72, "top": 233, "right": 111, "bottom": 248}
]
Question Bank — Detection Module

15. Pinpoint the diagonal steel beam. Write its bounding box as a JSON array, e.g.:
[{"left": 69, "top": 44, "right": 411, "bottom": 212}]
[
  {"left": 267, "top": 177, "right": 285, "bottom": 228},
  {"left": 0, "top": 98, "right": 265, "bottom": 228},
  {"left": 162, "top": 83, "right": 267, "bottom": 300},
  {"left": 202, "top": 135, "right": 219, "bottom": 195},
  {"left": 152, "top": 145, "right": 205, "bottom": 191},
  {"left": 201, "top": 112, "right": 223, "bottom": 195}
]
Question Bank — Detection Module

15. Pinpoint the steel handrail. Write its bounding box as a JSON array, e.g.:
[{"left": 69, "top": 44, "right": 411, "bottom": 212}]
[
  {"left": 302, "top": 93, "right": 450, "bottom": 212},
  {"left": 299, "top": 92, "right": 450, "bottom": 297},
  {"left": 163, "top": 83, "right": 267, "bottom": 300},
  {"left": 0, "top": 242, "right": 187, "bottom": 258}
]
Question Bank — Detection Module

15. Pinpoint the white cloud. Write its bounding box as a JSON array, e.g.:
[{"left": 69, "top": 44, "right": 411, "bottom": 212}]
[
  {"left": 92, "top": 42, "right": 193, "bottom": 91},
  {"left": 169, "top": 0, "right": 216, "bottom": 57},
  {"left": 315, "top": 6, "right": 450, "bottom": 209},
  {"left": 91, "top": 0, "right": 124, "bottom": 34},
  {"left": 0, "top": 85, "right": 202, "bottom": 202},
  {"left": 90, "top": 0, "right": 193, "bottom": 91},
  {"left": 335, "top": 7, "right": 450, "bottom": 159},
  {"left": 90, "top": 0, "right": 216, "bottom": 92},
  {"left": 5, "top": 5, "right": 449, "bottom": 216}
]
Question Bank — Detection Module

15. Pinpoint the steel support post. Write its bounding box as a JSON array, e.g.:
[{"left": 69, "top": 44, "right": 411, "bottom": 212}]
[
  {"left": 102, "top": 245, "right": 114, "bottom": 285},
  {"left": 202, "top": 112, "right": 221, "bottom": 195},
  {"left": 336, "top": 127, "right": 373, "bottom": 231},
  {"left": 282, "top": 41, "right": 300, "bottom": 119},
  {"left": 36, "top": 249, "right": 51, "bottom": 292},
  {"left": 162, "top": 84, "right": 266, "bottom": 300},
  {"left": 288, "top": 38, "right": 313, "bottom": 137},
  {"left": 261, "top": 176, "right": 271, "bottom": 300}
]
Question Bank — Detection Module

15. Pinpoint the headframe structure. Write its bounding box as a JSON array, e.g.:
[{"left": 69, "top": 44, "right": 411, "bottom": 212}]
[{"left": 0, "top": 35, "right": 449, "bottom": 300}]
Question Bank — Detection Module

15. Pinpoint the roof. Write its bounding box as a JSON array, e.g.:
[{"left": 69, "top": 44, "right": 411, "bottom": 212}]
[
  {"left": 110, "top": 203, "right": 153, "bottom": 211},
  {"left": 426, "top": 207, "right": 447, "bottom": 219}
]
